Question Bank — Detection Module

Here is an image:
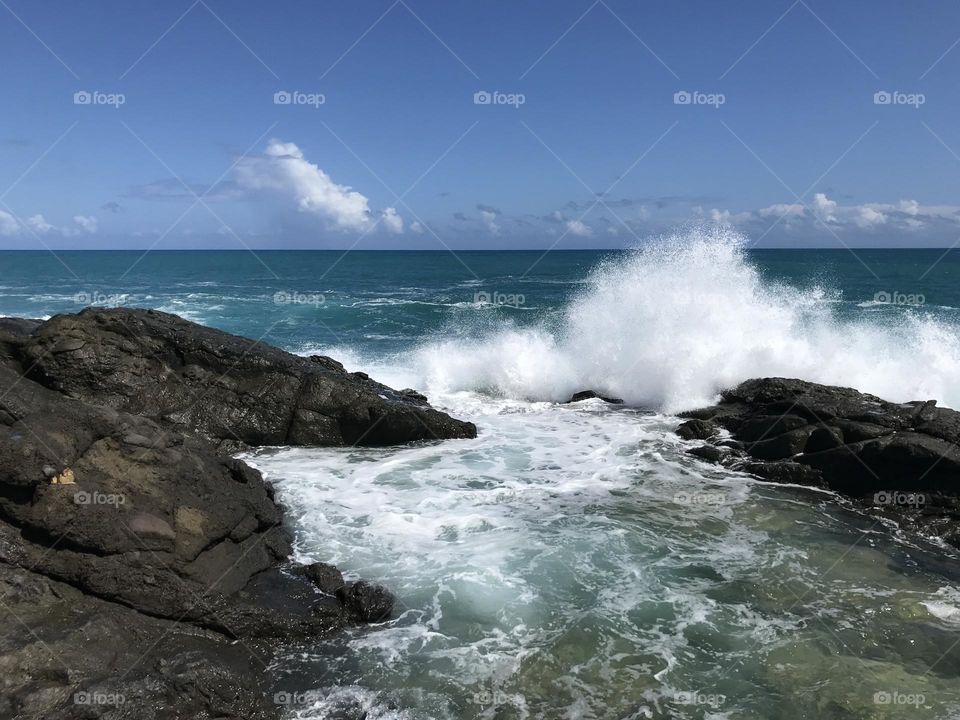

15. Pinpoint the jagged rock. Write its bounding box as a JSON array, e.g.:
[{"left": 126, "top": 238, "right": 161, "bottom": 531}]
[
  {"left": 10, "top": 307, "right": 476, "bottom": 449},
  {"left": 566, "top": 390, "right": 624, "bottom": 404},
  {"left": 0, "top": 309, "right": 460, "bottom": 719},
  {"left": 687, "top": 444, "right": 724, "bottom": 463},
  {"left": 675, "top": 418, "right": 717, "bottom": 441},
  {"left": 683, "top": 377, "right": 960, "bottom": 545},
  {"left": 338, "top": 580, "right": 395, "bottom": 623}
]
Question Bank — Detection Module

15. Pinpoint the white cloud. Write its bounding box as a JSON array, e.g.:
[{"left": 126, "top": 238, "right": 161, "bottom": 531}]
[
  {"left": 565, "top": 219, "right": 593, "bottom": 237},
  {"left": 810, "top": 193, "right": 838, "bottom": 224},
  {"left": 26, "top": 214, "right": 54, "bottom": 233},
  {"left": 410, "top": 221, "right": 425, "bottom": 235},
  {"left": 853, "top": 206, "right": 886, "bottom": 228},
  {"left": 234, "top": 139, "right": 374, "bottom": 232},
  {"left": 711, "top": 193, "right": 960, "bottom": 239},
  {"left": 381, "top": 207, "right": 404, "bottom": 234},
  {"left": 0, "top": 211, "right": 19, "bottom": 236},
  {"left": 72, "top": 215, "right": 98, "bottom": 234},
  {"left": 480, "top": 209, "right": 500, "bottom": 235}
]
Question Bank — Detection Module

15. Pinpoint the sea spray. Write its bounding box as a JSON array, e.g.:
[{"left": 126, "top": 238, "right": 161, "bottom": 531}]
[{"left": 411, "top": 225, "right": 960, "bottom": 411}]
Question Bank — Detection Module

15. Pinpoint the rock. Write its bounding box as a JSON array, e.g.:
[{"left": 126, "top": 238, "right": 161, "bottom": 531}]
[
  {"left": 675, "top": 418, "right": 717, "bottom": 441},
  {"left": 684, "top": 377, "right": 960, "bottom": 544},
  {"left": 567, "top": 390, "right": 624, "bottom": 404},
  {"left": 687, "top": 444, "right": 723, "bottom": 463},
  {"left": 0, "top": 309, "right": 431, "bottom": 719},
  {"left": 12, "top": 307, "right": 477, "bottom": 449},
  {"left": 303, "top": 561, "right": 345, "bottom": 595},
  {"left": 338, "top": 580, "right": 395, "bottom": 623}
]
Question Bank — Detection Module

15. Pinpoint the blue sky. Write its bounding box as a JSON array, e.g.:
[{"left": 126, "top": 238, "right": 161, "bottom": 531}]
[{"left": 1, "top": 0, "right": 959, "bottom": 249}]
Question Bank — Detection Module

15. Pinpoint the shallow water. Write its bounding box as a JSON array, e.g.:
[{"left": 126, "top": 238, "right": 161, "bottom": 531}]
[{"left": 243, "top": 395, "right": 960, "bottom": 719}]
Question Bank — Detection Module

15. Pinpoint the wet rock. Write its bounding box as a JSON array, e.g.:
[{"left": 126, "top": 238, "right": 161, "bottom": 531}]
[
  {"left": 684, "top": 377, "right": 960, "bottom": 544},
  {"left": 687, "top": 444, "right": 724, "bottom": 463},
  {"left": 675, "top": 418, "right": 717, "bottom": 441},
  {"left": 0, "top": 308, "right": 463, "bottom": 719},
  {"left": 14, "top": 307, "right": 477, "bottom": 449},
  {"left": 338, "top": 580, "right": 395, "bottom": 623},
  {"left": 567, "top": 390, "right": 625, "bottom": 404},
  {"left": 303, "top": 561, "right": 345, "bottom": 596}
]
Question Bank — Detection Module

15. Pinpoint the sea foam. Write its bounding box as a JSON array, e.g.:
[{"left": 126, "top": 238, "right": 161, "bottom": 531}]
[{"left": 409, "top": 225, "right": 960, "bottom": 412}]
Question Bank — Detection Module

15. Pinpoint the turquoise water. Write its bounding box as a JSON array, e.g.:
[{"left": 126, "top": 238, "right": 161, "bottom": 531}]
[
  {"left": 4, "top": 233, "right": 960, "bottom": 719},
  {"left": 0, "top": 246, "right": 958, "bottom": 357}
]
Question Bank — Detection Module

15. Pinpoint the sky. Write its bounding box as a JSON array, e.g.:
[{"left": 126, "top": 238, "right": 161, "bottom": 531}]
[{"left": 1, "top": 0, "right": 959, "bottom": 249}]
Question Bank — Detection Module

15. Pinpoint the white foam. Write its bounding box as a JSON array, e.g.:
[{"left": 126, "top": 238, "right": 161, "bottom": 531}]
[{"left": 396, "top": 226, "right": 960, "bottom": 413}]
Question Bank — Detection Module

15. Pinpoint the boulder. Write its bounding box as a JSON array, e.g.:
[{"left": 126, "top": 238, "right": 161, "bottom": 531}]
[
  {"left": 681, "top": 377, "right": 960, "bottom": 545},
  {"left": 10, "top": 307, "right": 476, "bottom": 450},
  {"left": 566, "top": 390, "right": 624, "bottom": 404},
  {"left": 0, "top": 309, "right": 463, "bottom": 718}
]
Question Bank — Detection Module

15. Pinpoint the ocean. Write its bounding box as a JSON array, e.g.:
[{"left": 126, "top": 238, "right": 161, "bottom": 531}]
[{"left": 3, "top": 228, "right": 960, "bottom": 718}]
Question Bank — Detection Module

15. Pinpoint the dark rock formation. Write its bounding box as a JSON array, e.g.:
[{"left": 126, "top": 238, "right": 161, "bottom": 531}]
[
  {"left": 9, "top": 307, "right": 476, "bottom": 452},
  {"left": 678, "top": 377, "right": 960, "bottom": 546},
  {"left": 566, "top": 390, "right": 624, "bottom": 404},
  {"left": 0, "top": 308, "right": 476, "bottom": 719}
]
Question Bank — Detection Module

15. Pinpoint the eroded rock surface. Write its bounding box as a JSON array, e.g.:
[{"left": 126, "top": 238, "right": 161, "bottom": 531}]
[{"left": 678, "top": 378, "right": 960, "bottom": 546}]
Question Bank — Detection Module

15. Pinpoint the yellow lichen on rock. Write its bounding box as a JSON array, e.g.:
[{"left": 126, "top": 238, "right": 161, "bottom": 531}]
[{"left": 50, "top": 468, "right": 75, "bottom": 485}]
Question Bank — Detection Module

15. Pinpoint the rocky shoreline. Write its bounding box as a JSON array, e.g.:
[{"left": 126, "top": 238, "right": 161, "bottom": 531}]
[
  {"left": 0, "top": 308, "right": 476, "bottom": 720},
  {"left": 676, "top": 377, "right": 960, "bottom": 550},
  {"left": 4, "top": 308, "right": 960, "bottom": 718}
]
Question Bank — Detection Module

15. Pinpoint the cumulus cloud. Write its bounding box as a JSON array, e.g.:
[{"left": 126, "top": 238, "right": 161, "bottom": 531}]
[
  {"left": 709, "top": 193, "right": 960, "bottom": 238},
  {"left": 410, "top": 220, "right": 425, "bottom": 235},
  {"left": 0, "top": 211, "right": 99, "bottom": 238},
  {"left": 480, "top": 209, "right": 500, "bottom": 235},
  {"left": 72, "top": 215, "right": 98, "bottom": 234},
  {"left": 26, "top": 214, "right": 54, "bottom": 233},
  {"left": 234, "top": 139, "right": 377, "bottom": 232},
  {"left": 565, "top": 219, "right": 593, "bottom": 237},
  {"left": 0, "top": 211, "right": 18, "bottom": 236},
  {"left": 381, "top": 207, "right": 404, "bottom": 234}
]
